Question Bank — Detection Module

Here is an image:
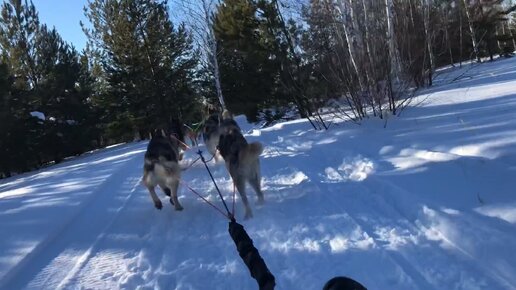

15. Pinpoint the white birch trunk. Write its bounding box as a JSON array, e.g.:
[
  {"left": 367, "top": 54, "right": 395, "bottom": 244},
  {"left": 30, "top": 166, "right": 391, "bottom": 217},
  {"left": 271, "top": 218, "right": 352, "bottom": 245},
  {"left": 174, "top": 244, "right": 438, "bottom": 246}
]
[
  {"left": 423, "top": 0, "right": 435, "bottom": 75},
  {"left": 360, "top": 0, "right": 381, "bottom": 115},
  {"left": 462, "top": 0, "right": 480, "bottom": 62},
  {"left": 337, "top": 0, "right": 365, "bottom": 91},
  {"left": 459, "top": 0, "right": 464, "bottom": 66},
  {"left": 202, "top": 0, "right": 226, "bottom": 110},
  {"left": 443, "top": 4, "right": 454, "bottom": 66},
  {"left": 180, "top": 0, "right": 226, "bottom": 110},
  {"left": 385, "top": 0, "right": 400, "bottom": 79},
  {"left": 497, "top": 24, "right": 503, "bottom": 51},
  {"left": 361, "top": 0, "right": 374, "bottom": 72}
]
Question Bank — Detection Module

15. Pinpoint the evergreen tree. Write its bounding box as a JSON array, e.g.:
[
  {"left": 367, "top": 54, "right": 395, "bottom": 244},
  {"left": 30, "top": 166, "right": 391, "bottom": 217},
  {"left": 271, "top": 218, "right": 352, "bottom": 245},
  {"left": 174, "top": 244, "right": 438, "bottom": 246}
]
[
  {"left": 302, "top": 0, "right": 348, "bottom": 101},
  {"left": 214, "top": 0, "right": 329, "bottom": 125},
  {"left": 0, "top": 61, "right": 34, "bottom": 176},
  {"left": 0, "top": 0, "right": 42, "bottom": 174},
  {"left": 471, "top": 0, "right": 506, "bottom": 60},
  {"left": 213, "top": 0, "right": 284, "bottom": 121},
  {"left": 83, "top": 0, "right": 200, "bottom": 141},
  {"left": 0, "top": 0, "right": 97, "bottom": 174},
  {"left": 0, "top": 0, "right": 40, "bottom": 92},
  {"left": 32, "top": 26, "right": 96, "bottom": 161}
]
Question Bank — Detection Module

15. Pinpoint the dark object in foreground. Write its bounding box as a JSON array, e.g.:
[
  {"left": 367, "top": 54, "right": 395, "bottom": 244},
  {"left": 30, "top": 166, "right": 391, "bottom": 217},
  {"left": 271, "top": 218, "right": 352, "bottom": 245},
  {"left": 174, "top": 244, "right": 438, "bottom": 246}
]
[
  {"left": 228, "top": 220, "right": 275, "bottom": 290},
  {"left": 323, "top": 276, "right": 367, "bottom": 290}
]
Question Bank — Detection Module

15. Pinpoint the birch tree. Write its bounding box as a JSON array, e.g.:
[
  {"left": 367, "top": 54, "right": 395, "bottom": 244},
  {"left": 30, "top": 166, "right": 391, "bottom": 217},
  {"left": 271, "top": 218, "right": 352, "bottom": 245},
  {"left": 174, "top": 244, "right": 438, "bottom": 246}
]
[
  {"left": 422, "top": 0, "right": 435, "bottom": 85},
  {"left": 177, "top": 0, "right": 226, "bottom": 110},
  {"left": 462, "top": 0, "right": 481, "bottom": 62}
]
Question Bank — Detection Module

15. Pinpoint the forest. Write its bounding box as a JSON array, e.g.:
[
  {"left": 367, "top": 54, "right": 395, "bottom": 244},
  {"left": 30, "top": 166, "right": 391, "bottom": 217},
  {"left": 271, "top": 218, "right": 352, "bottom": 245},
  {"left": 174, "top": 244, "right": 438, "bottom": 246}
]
[{"left": 1, "top": 0, "right": 515, "bottom": 177}]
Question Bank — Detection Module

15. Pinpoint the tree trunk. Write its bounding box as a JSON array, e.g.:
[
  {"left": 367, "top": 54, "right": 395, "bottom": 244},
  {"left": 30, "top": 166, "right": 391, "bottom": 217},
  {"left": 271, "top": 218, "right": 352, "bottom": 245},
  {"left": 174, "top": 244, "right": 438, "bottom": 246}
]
[
  {"left": 444, "top": 5, "right": 454, "bottom": 66},
  {"left": 507, "top": 21, "right": 516, "bottom": 51},
  {"left": 179, "top": 0, "right": 226, "bottom": 110},
  {"left": 338, "top": 0, "right": 365, "bottom": 92},
  {"left": 497, "top": 24, "right": 503, "bottom": 51},
  {"left": 459, "top": 0, "right": 463, "bottom": 67},
  {"left": 385, "top": 0, "right": 400, "bottom": 78},
  {"left": 209, "top": 31, "right": 225, "bottom": 110},
  {"left": 273, "top": 0, "right": 320, "bottom": 128},
  {"left": 385, "top": 0, "right": 399, "bottom": 109},
  {"left": 203, "top": 1, "right": 226, "bottom": 110},
  {"left": 359, "top": 0, "right": 379, "bottom": 113},
  {"left": 462, "top": 0, "right": 481, "bottom": 62},
  {"left": 423, "top": 0, "right": 435, "bottom": 86}
]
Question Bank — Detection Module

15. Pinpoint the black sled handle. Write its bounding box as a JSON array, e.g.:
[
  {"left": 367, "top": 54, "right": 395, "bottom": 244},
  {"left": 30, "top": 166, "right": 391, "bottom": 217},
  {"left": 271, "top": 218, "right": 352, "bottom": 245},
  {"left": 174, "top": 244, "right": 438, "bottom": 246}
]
[{"left": 228, "top": 220, "right": 275, "bottom": 290}]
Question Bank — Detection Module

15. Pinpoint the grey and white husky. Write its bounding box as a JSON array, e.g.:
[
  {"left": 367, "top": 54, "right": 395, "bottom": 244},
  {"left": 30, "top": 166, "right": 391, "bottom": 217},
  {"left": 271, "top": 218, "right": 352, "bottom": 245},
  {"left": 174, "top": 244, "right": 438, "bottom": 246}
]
[
  {"left": 218, "top": 110, "right": 264, "bottom": 219},
  {"left": 142, "top": 121, "right": 187, "bottom": 211}
]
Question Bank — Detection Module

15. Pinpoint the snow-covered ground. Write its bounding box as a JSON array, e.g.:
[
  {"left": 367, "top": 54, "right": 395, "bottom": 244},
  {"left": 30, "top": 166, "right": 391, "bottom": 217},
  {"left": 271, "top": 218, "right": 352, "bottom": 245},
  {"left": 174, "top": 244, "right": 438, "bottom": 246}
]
[{"left": 1, "top": 57, "right": 516, "bottom": 290}]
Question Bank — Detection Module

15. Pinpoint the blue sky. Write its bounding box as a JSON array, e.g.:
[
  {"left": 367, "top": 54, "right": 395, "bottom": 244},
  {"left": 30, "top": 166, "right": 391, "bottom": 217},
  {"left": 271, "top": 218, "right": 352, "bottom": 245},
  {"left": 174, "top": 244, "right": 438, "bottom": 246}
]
[
  {"left": 30, "top": 1, "right": 186, "bottom": 52},
  {"left": 32, "top": 0, "right": 89, "bottom": 51}
]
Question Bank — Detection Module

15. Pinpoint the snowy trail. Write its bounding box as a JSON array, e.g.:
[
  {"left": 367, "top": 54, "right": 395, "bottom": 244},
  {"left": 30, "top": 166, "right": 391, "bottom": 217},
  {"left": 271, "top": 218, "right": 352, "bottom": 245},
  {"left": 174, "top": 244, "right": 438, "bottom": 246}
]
[
  {"left": 0, "top": 144, "right": 147, "bottom": 289},
  {"left": 345, "top": 178, "right": 516, "bottom": 290},
  {"left": 1, "top": 57, "right": 516, "bottom": 289}
]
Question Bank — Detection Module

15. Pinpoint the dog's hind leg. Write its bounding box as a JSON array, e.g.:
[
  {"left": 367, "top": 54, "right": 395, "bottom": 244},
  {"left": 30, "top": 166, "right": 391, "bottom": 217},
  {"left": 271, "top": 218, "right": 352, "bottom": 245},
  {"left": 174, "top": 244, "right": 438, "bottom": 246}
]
[
  {"left": 146, "top": 186, "right": 163, "bottom": 210},
  {"left": 160, "top": 186, "right": 175, "bottom": 205},
  {"left": 168, "top": 179, "right": 183, "bottom": 211},
  {"left": 249, "top": 168, "right": 264, "bottom": 205},
  {"left": 246, "top": 159, "right": 264, "bottom": 204},
  {"left": 160, "top": 185, "right": 172, "bottom": 197},
  {"left": 234, "top": 176, "right": 253, "bottom": 219}
]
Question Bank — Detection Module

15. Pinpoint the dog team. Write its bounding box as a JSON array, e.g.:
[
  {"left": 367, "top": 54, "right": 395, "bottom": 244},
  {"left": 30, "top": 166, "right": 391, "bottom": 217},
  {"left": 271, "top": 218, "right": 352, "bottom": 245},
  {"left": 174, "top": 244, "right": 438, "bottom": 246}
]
[{"left": 142, "top": 108, "right": 264, "bottom": 219}]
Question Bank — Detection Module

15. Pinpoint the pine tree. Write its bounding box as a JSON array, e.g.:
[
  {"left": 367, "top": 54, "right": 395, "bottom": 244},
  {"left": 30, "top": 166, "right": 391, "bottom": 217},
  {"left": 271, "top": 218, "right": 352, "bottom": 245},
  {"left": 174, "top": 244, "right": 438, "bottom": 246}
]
[
  {"left": 471, "top": 0, "right": 505, "bottom": 60},
  {"left": 0, "top": 61, "right": 28, "bottom": 176},
  {"left": 0, "top": 0, "right": 42, "bottom": 173},
  {"left": 83, "top": 0, "right": 200, "bottom": 141},
  {"left": 302, "top": 0, "right": 348, "bottom": 100},
  {"left": 213, "top": 0, "right": 284, "bottom": 121},
  {"left": 35, "top": 26, "right": 98, "bottom": 160},
  {"left": 1, "top": 0, "right": 97, "bottom": 173}
]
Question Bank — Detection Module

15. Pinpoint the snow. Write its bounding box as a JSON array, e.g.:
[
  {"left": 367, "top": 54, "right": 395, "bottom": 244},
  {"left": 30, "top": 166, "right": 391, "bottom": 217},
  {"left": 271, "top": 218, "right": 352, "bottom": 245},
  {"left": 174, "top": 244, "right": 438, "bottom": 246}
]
[
  {"left": 30, "top": 111, "right": 45, "bottom": 121},
  {"left": 2, "top": 57, "right": 516, "bottom": 289}
]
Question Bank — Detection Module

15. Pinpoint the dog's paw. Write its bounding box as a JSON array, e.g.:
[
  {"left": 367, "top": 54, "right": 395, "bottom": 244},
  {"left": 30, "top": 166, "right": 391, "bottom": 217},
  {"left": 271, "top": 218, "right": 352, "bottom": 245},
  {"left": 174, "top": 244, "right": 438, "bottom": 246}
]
[
  {"left": 169, "top": 198, "right": 174, "bottom": 205},
  {"left": 174, "top": 204, "right": 184, "bottom": 211},
  {"left": 154, "top": 201, "right": 163, "bottom": 210},
  {"left": 256, "top": 197, "right": 265, "bottom": 205}
]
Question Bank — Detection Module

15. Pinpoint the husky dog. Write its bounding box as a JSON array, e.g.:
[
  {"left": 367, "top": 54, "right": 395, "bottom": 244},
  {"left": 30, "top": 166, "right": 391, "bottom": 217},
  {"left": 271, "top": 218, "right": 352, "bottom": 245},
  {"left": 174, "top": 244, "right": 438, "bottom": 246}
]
[
  {"left": 218, "top": 110, "right": 264, "bottom": 219},
  {"left": 202, "top": 113, "right": 222, "bottom": 158},
  {"left": 142, "top": 121, "right": 187, "bottom": 210}
]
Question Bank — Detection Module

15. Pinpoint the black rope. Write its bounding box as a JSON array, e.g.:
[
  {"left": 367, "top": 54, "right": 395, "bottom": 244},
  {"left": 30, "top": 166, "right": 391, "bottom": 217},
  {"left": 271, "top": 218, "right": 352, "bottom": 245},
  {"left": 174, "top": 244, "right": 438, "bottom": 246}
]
[
  {"left": 197, "top": 151, "right": 276, "bottom": 290},
  {"left": 197, "top": 150, "right": 234, "bottom": 221}
]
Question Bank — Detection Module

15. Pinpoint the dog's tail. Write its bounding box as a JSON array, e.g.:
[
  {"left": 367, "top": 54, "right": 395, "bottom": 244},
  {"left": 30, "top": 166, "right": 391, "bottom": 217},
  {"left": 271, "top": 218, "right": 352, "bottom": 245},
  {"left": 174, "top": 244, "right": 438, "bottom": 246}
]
[{"left": 239, "top": 141, "right": 263, "bottom": 164}]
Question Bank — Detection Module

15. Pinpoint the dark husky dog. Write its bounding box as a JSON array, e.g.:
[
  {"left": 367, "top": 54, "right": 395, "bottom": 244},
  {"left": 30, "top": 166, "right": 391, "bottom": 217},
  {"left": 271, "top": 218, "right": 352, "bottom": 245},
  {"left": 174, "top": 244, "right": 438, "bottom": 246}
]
[
  {"left": 218, "top": 110, "right": 264, "bottom": 219},
  {"left": 202, "top": 112, "right": 222, "bottom": 158},
  {"left": 142, "top": 120, "right": 187, "bottom": 210}
]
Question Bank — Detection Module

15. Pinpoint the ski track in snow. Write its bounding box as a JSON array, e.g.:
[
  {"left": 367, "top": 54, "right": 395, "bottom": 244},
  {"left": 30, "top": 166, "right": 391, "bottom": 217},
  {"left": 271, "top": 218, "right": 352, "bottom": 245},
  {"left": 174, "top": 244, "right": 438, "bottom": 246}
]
[
  {"left": 0, "top": 145, "right": 146, "bottom": 290},
  {"left": 1, "top": 57, "right": 516, "bottom": 289}
]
